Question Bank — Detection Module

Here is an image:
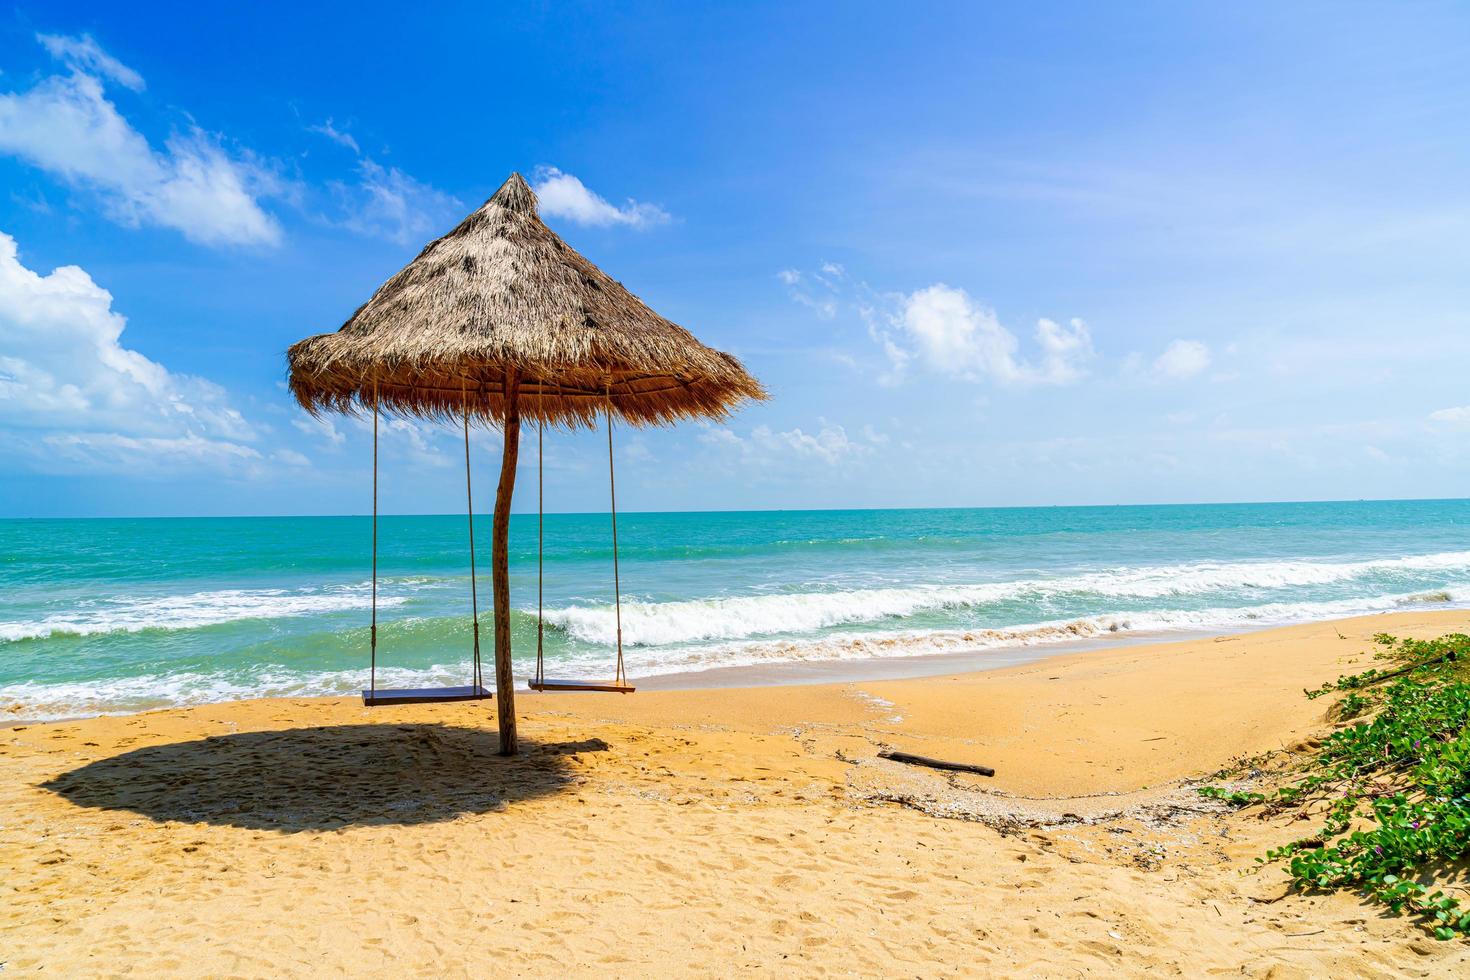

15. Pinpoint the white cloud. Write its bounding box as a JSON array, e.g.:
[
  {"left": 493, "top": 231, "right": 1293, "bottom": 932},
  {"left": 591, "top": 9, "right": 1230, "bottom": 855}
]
[
  {"left": 701, "top": 420, "right": 878, "bottom": 466},
  {"left": 698, "top": 427, "right": 744, "bottom": 450},
  {"left": 0, "top": 37, "right": 454, "bottom": 251},
  {"left": 1153, "top": 339, "right": 1212, "bottom": 380},
  {"left": 793, "top": 293, "right": 837, "bottom": 319},
  {"left": 0, "top": 230, "right": 258, "bottom": 472},
  {"left": 307, "top": 118, "right": 359, "bottom": 153},
  {"left": 766, "top": 424, "right": 866, "bottom": 464},
  {"left": 36, "top": 32, "right": 145, "bottom": 92},
  {"left": 343, "top": 414, "right": 451, "bottom": 467},
  {"left": 293, "top": 415, "right": 345, "bottom": 445},
  {"left": 44, "top": 432, "right": 260, "bottom": 468},
  {"left": 531, "top": 167, "right": 670, "bottom": 228},
  {"left": 330, "top": 159, "right": 461, "bottom": 244},
  {"left": 779, "top": 264, "right": 842, "bottom": 320},
  {"left": 860, "top": 305, "right": 912, "bottom": 387},
  {"left": 783, "top": 263, "right": 1226, "bottom": 394},
  {"left": 1033, "top": 317, "right": 1094, "bottom": 384},
  {"left": 272, "top": 448, "right": 312, "bottom": 467},
  {"left": 0, "top": 35, "right": 282, "bottom": 246},
  {"left": 305, "top": 111, "right": 460, "bottom": 244},
  {"left": 882, "top": 284, "right": 1093, "bottom": 385},
  {"left": 1429, "top": 406, "right": 1470, "bottom": 425},
  {"left": 384, "top": 419, "right": 451, "bottom": 466},
  {"left": 620, "top": 440, "right": 655, "bottom": 464}
]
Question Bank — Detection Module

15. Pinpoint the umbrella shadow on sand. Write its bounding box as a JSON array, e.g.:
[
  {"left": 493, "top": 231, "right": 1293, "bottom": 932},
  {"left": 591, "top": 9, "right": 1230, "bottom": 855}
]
[{"left": 42, "top": 723, "right": 606, "bottom": 832}]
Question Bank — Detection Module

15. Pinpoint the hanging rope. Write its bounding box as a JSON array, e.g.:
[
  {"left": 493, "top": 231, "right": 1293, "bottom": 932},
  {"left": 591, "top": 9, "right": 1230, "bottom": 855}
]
[
  {"left": 370, "top": 379, "right": 379, "bottom": 697},
  {"left": 535, "top": 422, "right": 545, "bottom": 688},
  {"left": 463, "top": 378, "right": 483, "bottom": 692},
  {"left": 606, "top": 400, "right": 626, "bottom": 688}
]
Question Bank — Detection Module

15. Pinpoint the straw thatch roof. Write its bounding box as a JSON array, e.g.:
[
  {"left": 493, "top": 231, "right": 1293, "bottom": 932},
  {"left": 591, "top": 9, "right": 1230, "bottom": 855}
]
[{"left": 288, "top": 172, "right": 765, "bottom": 427}]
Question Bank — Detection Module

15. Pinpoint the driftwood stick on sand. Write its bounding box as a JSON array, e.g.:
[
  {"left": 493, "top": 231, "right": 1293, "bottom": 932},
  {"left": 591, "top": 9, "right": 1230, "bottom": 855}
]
[{"left": 879, "top": 750, "right": 995, "bottom": 778}]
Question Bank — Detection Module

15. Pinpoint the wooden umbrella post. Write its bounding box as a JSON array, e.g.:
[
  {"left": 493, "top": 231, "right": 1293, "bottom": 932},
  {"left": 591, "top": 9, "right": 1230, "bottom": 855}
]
[{"left": 492, "top": 370, "right": 522, "bottom": 754}]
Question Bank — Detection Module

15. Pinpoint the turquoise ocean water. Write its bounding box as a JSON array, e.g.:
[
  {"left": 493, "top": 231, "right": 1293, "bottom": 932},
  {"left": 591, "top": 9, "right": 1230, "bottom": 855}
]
[{"left": 3, "top": 499, "right": 1470, "bottom": 720}]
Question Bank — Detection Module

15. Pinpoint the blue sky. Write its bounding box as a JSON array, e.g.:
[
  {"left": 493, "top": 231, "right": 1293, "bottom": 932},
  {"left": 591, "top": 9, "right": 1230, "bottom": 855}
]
[{"left": 2, "top": 2, "right": 1469, "bottom": 517}]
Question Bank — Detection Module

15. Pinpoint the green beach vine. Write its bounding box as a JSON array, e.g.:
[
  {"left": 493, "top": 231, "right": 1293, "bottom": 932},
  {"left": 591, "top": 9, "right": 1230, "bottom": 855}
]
[{"left": 1202, "top": 633, "right": 1470, "bottom": 940}]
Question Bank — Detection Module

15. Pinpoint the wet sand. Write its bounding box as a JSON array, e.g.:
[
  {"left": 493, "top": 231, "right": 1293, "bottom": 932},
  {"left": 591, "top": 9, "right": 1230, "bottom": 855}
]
[{"left": 633, "top": 624, "right": 1228, "bottom": 691}]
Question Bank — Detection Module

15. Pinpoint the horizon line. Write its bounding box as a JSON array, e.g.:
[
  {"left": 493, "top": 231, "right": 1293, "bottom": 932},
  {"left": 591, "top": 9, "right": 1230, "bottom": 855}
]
[{"left": 2, "top": 495, "right": 1467, "bottom": 521}]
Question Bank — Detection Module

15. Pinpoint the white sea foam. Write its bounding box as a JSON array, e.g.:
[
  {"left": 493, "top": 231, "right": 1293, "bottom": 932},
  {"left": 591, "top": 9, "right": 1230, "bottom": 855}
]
[
  {"left": 0, "top": 661, "right": 473, "bottom": 722},
  {"left": 575, "top": 589, "right": 1470, "bottom": 678},
  {"left": 0, "top": 584, "right": 408, "bottom": 643},
  {"left": 538, "top": 551, "right": 1470, "bottom": 647}
]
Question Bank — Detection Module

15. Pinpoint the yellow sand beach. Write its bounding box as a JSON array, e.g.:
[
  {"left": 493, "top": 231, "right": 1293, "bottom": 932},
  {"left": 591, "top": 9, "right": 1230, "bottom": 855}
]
[{"left": 5, "top": 610, "right": 1470, "bottom": 976}]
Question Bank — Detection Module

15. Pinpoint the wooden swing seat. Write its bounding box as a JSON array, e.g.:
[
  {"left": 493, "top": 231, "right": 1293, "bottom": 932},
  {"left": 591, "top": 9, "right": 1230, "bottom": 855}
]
[
  {"left": 528, "top": 678, "right": 636, "bottom": 693},
  {"left": 362, "top": 685, "right": 491, "bottom": 706}
]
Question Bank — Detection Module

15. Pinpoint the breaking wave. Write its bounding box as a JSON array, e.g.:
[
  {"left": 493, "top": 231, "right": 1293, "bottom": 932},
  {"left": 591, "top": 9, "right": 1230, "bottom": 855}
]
[
  {"left": 0, "top": 584, "right": 409, "bottom": 643},
  {"left": 538, "top": 552, "right": 1470, "bottom": 647}
]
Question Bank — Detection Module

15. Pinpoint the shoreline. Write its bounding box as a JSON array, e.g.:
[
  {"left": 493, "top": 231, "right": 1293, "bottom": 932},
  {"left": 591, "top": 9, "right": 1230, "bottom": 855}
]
[
  {"left": 0, "top": 623, "right": 1350, "bottom": 726},
  {"left": 633, "top": 623, "right": 1274, "bottom": 690},
  {"left": 0, "top": 627, "right": 1174, "bottom": 727},
  {"left": 10, "top": 602, "right": 1469, "bottom": 725}
]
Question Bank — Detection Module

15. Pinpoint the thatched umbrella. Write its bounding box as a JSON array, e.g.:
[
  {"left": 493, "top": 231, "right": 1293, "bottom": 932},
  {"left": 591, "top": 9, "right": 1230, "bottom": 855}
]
[{"left": 288, "top": 172, "right": 765, "bottom": 754}]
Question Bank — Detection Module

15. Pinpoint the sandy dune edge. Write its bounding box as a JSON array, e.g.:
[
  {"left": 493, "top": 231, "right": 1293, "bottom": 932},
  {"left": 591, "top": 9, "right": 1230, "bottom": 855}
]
[{"left": 4, "top": 610, "right": 1469, "bottom": 976}]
